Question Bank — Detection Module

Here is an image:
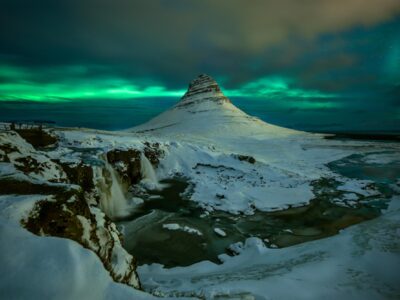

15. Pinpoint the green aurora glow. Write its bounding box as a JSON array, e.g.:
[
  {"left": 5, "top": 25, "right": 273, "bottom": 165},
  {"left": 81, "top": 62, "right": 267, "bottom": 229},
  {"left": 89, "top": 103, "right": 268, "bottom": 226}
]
[{"left": 0, "top": 64, "right": 340, "bottom": 109}]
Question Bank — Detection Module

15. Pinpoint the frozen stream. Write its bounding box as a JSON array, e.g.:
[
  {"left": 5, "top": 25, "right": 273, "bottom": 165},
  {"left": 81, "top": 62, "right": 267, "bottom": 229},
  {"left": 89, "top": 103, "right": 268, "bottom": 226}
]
[{"left": 118, "top": 150, "right": 399, "bottom": 267}]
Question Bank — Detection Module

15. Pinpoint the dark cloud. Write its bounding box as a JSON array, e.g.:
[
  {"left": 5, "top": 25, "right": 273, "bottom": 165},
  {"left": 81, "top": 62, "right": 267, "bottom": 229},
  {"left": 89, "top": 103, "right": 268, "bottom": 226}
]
[{"left": 1, "top": 0, "right": 400, "bottom": 85}]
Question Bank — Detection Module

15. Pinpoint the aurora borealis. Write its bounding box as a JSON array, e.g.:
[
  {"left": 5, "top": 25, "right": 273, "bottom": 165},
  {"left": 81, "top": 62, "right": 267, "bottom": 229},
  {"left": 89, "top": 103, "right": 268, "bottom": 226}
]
[
  {"left": 0, "top": 64, "right": 335, "bottom": 104},
  {"left": 0, "top": 0, "right": 399, "bottom": 131}
]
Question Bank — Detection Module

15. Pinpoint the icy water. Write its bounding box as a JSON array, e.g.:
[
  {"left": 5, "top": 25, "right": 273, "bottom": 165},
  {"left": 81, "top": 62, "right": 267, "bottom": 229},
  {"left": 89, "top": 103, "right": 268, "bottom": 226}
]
[
  {"left": 328, "top": 151, "right": 400, "bottom": 184},
  {"left": 118, "top": 151, "right": 399, "bottom": 267}
]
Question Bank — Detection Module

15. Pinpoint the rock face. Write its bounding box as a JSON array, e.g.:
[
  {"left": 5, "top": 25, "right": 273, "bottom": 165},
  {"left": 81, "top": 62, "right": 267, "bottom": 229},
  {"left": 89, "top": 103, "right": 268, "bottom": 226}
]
[
  {"left": 177, "top": 74, "right": 230, "bottom": 108},
  {"left": 106, "top": 148, "right": 142, "bottom": 185},
  {"left": 15, "top": 128, "right": 58, "bottom": 149},
  {"left": 59, "top": 162, "right": 94, "bottom": 190},
  {"left": 106, "top": 143, "right": 163, "bottom": 186},
  {"left": 23, "top": 193, "right": 141, "bottom": 289}
]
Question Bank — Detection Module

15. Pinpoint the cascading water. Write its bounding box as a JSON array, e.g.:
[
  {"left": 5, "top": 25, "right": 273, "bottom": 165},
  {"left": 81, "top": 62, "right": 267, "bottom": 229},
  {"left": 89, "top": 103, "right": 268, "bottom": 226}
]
[
  {"left": 140, "top": 152, "right": 160, "bottom": 190},
  {"left": 94, "top": 157, "right": 130, "bottom": 219}
]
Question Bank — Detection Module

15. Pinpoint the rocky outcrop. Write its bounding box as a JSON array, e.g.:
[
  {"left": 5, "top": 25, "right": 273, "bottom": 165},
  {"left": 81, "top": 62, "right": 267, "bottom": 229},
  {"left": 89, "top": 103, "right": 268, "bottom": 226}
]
[
  {"left": 14, "top": 156, "right": 48, "bottom": 174},
  {"left": 177, "top": 74, "right": 230, "bottom": 108},
  {"left": 234, "top": 154, "right": 256, "bottom": 164},
  {"left": 23, "top": 191, "right": 141, "bottom": 289},
  {"left": 15, "top": 128, "right": 58, "bottom": 149},
  {"left": 0, "top": 178, "right": 69, "bottom": 195},
  {"left": 143, "top": 142, "right": 164, "bottom": 165},
  {"left": 0, "top": 140, "right": 18, "bottom": 162},
  {"left": 106, "top": 148, "right": 142, "bottom": 185},
  {"left": 183, "top": 74, "right": 222, "bottom": 97},
  {"left": 106, "top": 143, "right": 164, "bottom": 185},
  {"left": 59, "top": 162, "right": 94, "bottom": 190},
  {"left": 0, "top": 131, "right": 67, "bottom": 183}
]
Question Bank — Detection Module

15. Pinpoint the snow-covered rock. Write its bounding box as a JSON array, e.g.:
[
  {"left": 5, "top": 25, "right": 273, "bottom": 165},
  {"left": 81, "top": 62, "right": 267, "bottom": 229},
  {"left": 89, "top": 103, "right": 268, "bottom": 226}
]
[{"left": 0, "top": 131, "right": 67, "bottom": 183}]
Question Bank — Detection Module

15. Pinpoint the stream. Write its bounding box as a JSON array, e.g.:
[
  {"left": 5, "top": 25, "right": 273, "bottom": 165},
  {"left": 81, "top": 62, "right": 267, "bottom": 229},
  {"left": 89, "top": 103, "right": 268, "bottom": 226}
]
[{"left": 117, "top": 150, "right": 399, "bottom": 267}]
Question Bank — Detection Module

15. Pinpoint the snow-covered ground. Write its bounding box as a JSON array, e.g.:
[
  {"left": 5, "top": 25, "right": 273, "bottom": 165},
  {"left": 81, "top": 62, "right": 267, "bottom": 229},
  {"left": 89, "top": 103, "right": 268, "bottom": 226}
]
[{"left": 138, "top": 198, "right": 400, "bottom": 300}]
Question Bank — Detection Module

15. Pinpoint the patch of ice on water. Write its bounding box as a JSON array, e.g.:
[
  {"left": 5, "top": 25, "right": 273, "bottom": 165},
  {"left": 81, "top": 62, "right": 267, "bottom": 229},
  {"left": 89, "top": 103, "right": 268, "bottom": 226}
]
[
  {"left": 162, "top": 223, "right": 202, "bottom": 236},
  {"left": 214, "top": 228, "right": 227, "bottom": 237}
]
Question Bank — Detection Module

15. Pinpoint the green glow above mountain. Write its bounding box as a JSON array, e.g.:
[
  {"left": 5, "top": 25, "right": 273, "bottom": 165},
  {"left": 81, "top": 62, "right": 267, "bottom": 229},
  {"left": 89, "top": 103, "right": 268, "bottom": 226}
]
[{"left": 0, "top": 64, "right": 339, "bottom": 110}]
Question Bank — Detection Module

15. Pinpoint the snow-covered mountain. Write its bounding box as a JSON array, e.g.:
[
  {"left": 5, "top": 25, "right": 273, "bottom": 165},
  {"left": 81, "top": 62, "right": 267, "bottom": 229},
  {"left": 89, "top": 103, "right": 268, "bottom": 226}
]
[{"left": 130, "top": 74, "right": 300, "bottom": 138}]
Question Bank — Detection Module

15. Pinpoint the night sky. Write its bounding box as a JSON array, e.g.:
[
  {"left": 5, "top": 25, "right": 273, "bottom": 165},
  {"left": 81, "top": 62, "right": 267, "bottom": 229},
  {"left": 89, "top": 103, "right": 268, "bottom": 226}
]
[{"left": 0, "top": 0, "right": 399, "bottom": 132}]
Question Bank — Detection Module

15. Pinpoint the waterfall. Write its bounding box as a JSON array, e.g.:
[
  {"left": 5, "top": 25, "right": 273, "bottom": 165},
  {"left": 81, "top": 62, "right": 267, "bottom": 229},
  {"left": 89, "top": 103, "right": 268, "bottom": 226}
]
[
  {"left": 140, "top": 152, "right": 160, "bottom": 189},
  {"left": 94, "top": 157, "right": 129, "bottom": 219}
]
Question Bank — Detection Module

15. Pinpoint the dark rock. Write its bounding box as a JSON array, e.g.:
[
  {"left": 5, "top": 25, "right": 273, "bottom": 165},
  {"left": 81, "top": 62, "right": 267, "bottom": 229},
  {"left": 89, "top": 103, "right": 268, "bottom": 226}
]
[
  {"left": 14, "top": 156, "right": 45, "bottom": 174},
  {"left": 23, "top": 193, "right": 91, "bottom": 241},
  {"left": 177, "top": 74, "right": 231, "bottom": 108},
  {"left": 106, "top": 144, "right": 164, "bottom": 185},
  {"left": 106, "top": 149, "right": 142, "bottom": 185},
  {"left": 59, "top": 162, "right": 94, "bottom": 191},
  {"left": 15, "top": 128, "right": 58, "bottom": 149},
  {"left": 0, "top": 139, "right": 19, "bottom": 162},
  {"left": 234, "top": 154, "right": 256, "bottom": 164},
  {"left": 0, "top": 178, "right": 70, "bottom": 195},
  {"left": 143, "top": 142, "right": 164, "bottom": 165},
  {"left": 216, "top": 193, "right": 225, "bottom": 200},
  {"left": 13, "top": 156, "right": 66, "bottom": 183}
]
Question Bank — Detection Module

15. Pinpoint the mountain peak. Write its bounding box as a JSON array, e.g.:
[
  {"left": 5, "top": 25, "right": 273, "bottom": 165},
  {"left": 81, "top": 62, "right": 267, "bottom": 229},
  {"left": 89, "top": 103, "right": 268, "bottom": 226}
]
[
  {"left": 186, "top": 74, "right": 220, "bottom": 94},
  {"left": 177, "top": 74, "right": 230, "bottom": 107}
]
